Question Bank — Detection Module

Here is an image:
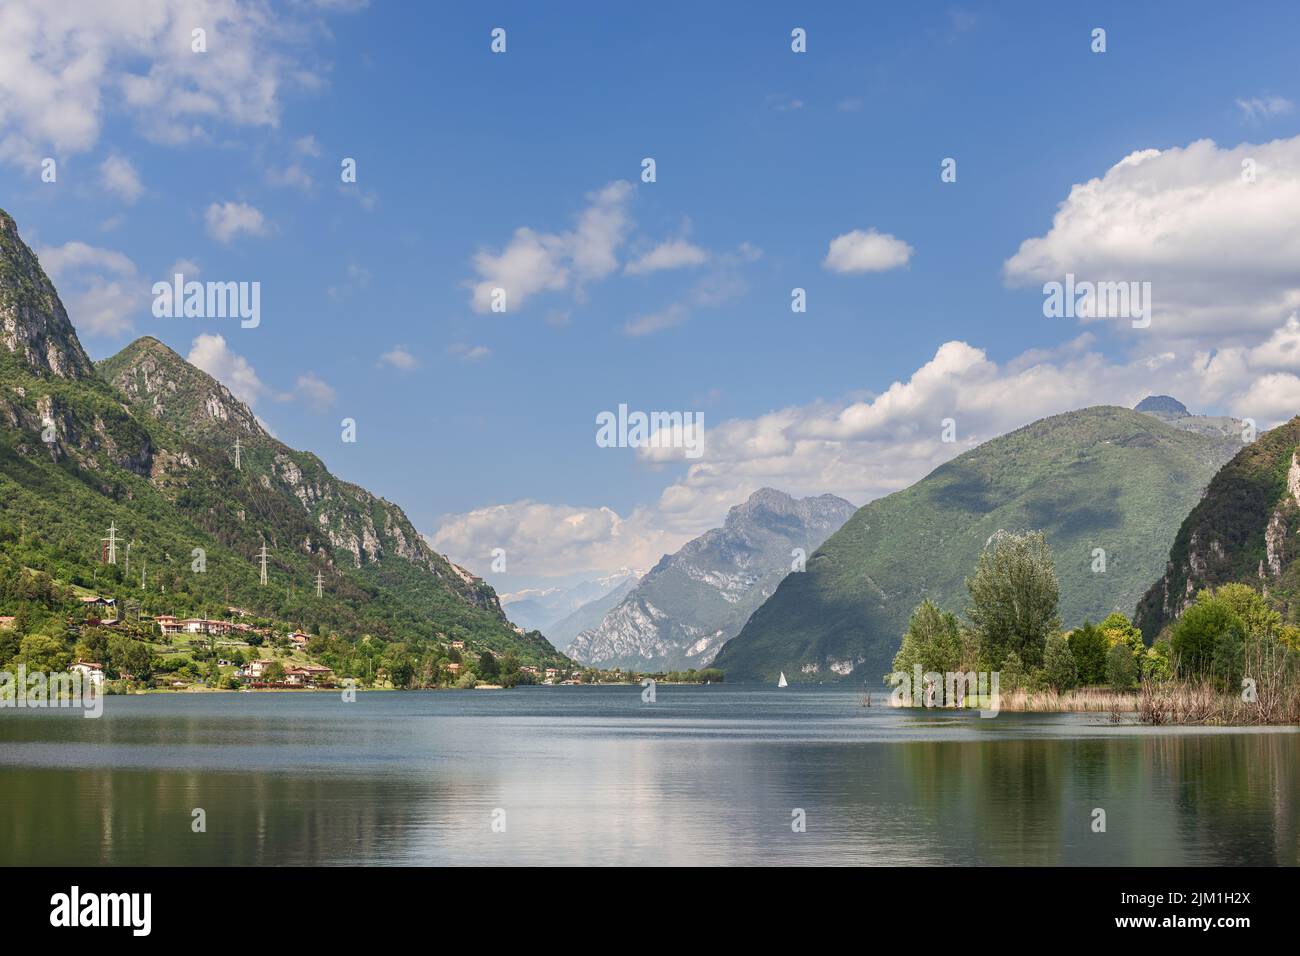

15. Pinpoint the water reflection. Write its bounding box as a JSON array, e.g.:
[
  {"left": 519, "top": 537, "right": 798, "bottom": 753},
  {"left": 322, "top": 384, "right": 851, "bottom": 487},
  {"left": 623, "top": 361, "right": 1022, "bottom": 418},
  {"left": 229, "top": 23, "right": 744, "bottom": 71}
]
[{"left": 1, "top": 687, "right": 1295, "bottom": 865}]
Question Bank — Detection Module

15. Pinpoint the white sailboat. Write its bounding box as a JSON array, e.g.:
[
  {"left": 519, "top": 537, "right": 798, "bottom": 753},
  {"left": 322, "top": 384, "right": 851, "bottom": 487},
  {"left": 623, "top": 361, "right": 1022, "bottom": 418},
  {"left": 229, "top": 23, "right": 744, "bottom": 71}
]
[{"left": 777, "top": 671, "right": 788, "bottom": 688}]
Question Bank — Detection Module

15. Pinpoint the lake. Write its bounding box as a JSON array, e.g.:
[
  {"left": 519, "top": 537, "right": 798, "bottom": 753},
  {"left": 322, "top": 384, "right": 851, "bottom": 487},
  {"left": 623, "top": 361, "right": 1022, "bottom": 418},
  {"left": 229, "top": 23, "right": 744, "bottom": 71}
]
[{"left": 1, "top": 684, "right": 1297, "bottom": 865}]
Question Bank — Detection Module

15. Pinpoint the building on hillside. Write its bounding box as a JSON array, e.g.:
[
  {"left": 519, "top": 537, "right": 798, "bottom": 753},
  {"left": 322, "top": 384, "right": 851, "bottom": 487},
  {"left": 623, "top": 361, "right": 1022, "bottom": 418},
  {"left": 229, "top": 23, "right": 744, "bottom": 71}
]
[
  {"left": 289, "top": 631, "right": 310, "bottom": 648},
  {"left": 450, "top": 640, "right": 465, "bottom": 650},
  {"left": 0, "top": 616, "right": 16, "bottom": 629},
  {"left": 69, "top": 661, "right": 104, "bottom": 688},
  {"left": 242, "top": 659, "right": 277, "bottom": 679},
  {"left": 178, "top": 618, "right": 233, "bottom": 637},
  {"left": 155, "top": 615, "right": 181, "bottom": 635},
  {"left": 446, "top": 662, "right": 461, "bottom": 674},
  {"left": 544, "top": 668, "right": 558, "bottom": 678}
]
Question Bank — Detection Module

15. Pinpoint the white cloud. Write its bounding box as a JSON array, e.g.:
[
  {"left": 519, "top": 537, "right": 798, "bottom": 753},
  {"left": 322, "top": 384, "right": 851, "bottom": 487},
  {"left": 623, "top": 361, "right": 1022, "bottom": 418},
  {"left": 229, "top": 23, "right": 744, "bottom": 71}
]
[
  {"left": 1004, "top": 135, "right": 1300, "bottom": 341},
  {"left": 294, "top": 372, "right": 335, "bottom": 409},
  {"left": 623, "top": 303, "right": 689, "bottom": 337},
  {"left": 445, "top": 312, "right": 1300, "bottom": 577},
  {"left": 1236, "top": 95, "right": 1294, "bottom": 122},
  {"left": 468, "top": 181, "right": 633, "bottom": 312},
  {"left": 447, "top": 343, "right": 491, "bottom": 362},
  {"left": 37, "top": 240, "right": 143, "bottom": 336},
  {"left": 168, "top": 257, "right": 200, "bottom": 278},
  {"left": 205, "top": 201, "right": 268, "bottom": 243},
  {"left": 378, "top": 344, "right": 419, "bottom": 370},
  {"left": 625, "top": 239, "right": 710, "bottom": 275},
  {"left": 0, "top": 0, "right": 361, "bottom": 166},
  {"left": 824, "top": 228, "right": 914, "bottom": 273},
  {"left": 187, "top": 333, "right": 271, "bottom": 407},
  {"left": 266, "top": 162, "right": 313, "bottom": 191},
  {"left": 430, "top": 501, "right": 682, "bottom": 579},
  {"left": 99, "top": 153, "right": 143, "bottom": 203}
]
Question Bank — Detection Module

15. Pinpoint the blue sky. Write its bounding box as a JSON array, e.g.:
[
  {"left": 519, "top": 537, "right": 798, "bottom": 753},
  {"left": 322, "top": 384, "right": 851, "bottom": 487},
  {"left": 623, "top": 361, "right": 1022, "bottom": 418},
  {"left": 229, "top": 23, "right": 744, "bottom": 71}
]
[{"left": 3, "top": 1, "right": 1300, "bottom": 589}]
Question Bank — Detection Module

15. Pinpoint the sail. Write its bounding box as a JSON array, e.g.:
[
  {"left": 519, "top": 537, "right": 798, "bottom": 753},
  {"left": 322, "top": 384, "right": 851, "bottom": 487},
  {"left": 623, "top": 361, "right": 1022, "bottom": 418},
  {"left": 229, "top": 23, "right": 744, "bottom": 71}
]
[{"left": 778, "top": 672, "right": 788, "bottom": 688}]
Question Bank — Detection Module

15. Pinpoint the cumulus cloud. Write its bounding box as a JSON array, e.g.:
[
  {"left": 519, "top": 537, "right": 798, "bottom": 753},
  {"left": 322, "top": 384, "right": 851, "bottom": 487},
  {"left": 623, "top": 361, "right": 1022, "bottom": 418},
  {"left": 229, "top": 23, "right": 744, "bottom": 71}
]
[
  {"left": 37, "top": 241, "right": 143, "bottom": 336},
  {"left": 824, "top": 228, "right": 914, "bottom": 273},
  {"left": 623, "top": 303, "right": 689, "bottom": 337},
  {"left": 1004, "top": 135, "right": 1300, "bottom": 341},
  {"left": 378, "top": 344, "right": 419, "bottom": 370},
  {"left": 187, "top": 333, "right": 271, "bottom": 407},
  {"left": 468, "top": 181, "right": 633, "bottom": 312},
  {"left": 429, "top": 501, "right": 683, "bottom": 578},
  {"left": 99, "top": 154, "right": 143, "bottom": 203},
  {"left": 625, "top": 238, "right": 710, "bottom": 275},
  {"left": 205, "top": 201, "right": 268, "bottom": 243},
  {"left": 0, "top": 0, "right": 361, "bottom": 166},
  {"left": 294, "top": 372, "right": 336, "bottom": 409}
]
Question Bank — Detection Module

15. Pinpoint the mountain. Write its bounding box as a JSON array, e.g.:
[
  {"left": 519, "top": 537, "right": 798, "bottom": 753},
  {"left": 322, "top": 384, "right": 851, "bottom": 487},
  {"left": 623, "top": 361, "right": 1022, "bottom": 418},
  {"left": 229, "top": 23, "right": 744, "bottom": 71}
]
[
  {"left": 566, "top": 489, "right": 855, "bottom": 670},
  {"left": 713, "top": 406, "right": 1244, "bottom": 683},
  {"left": 499, "top": 568, "right": 641, "bottom": 637},
  {"left": 1135, "top": 395, "right": 1190, "bottom": 417},
  {"left": 1135, "top": 416, "right": 1300, "bottom": 638},
  {"left": 1132, "top": 392, "right": 1241, "bottom": 441},
  {"left": 0, "top": 208, "right": 561, "bottom": 665},
  {"left": 544, "top": 574, "right": 639, "bottom": 651}
]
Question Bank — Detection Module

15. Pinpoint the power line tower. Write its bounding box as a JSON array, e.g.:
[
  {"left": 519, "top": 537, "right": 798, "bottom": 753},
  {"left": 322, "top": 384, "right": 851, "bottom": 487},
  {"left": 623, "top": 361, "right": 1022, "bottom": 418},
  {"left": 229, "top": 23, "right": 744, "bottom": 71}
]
[
  {"left": 102, "top": 522, "right": 119, "bottom": 565},
  {"left": 234, "top": 436, "right": 242, "bottom": 471},
  {"left": 258, "top": 541, "right": 270, "bottom": 586},
  {"left": 315, "top": 570, "right": 324, "bottom": 599}
]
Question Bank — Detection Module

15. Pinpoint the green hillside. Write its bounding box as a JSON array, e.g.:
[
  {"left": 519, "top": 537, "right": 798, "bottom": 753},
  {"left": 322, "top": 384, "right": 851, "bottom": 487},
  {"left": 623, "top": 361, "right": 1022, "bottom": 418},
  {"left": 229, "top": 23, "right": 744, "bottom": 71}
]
[
  {"left": 713, "top": 406, "right": 1242, "bottom": 683},
  {"left": 1135, "top": 415, "right": 1300, "bottom": 638},
  {"left": 0, "top": 208, "right": 562, "bottom": 672}
]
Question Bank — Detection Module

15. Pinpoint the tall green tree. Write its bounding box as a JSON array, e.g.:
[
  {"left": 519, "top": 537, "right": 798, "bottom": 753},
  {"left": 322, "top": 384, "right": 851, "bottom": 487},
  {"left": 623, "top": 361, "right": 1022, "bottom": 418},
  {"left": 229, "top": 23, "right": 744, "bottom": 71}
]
[
  {"left": 1042, "top": 632, "right": 1077, "bottom": 691},
  {"left": 1068, "top": 621, "right": 1108, "bottom": 685},
  {"left": 966, "top": 531, "right": 1060, "bottom": 668},
  {"left": 1171, "top": 591, "right": 1243, "bottom": 678},
  {"left": 892, "top": 600, "right": 963, "bottom": 675}
]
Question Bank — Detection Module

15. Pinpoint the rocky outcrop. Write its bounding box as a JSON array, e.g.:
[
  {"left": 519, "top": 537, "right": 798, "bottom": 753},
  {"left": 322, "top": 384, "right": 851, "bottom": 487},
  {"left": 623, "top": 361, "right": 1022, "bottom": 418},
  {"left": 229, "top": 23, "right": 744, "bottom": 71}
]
[{"left": 0, "top": 210, "right": 96, "bottom": 380}]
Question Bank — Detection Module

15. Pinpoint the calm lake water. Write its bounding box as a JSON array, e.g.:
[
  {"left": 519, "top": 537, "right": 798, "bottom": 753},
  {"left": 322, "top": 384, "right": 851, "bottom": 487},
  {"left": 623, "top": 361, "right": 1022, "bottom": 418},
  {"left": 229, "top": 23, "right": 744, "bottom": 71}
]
[{"left": 1, "top": 684, "right": 1297, "bottom": 865}]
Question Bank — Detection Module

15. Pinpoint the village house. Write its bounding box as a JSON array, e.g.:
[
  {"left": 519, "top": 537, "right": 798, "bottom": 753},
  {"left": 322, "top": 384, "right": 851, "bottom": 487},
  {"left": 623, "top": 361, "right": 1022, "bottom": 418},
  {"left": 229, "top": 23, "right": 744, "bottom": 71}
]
[
  {"left": 242, "top": 659, "right": 276, "bottom": 679},
  {"left": 544, "top": 668, "right": 558, "bottom": 678},
  {"left": 0, "top": 616, "right": 14, "bottom": 629},
  {"left": 179, "top": 618, "right": 233, "bottom": 637},
  {"left": 69, "top": 661, "right": 104, "bottom": 688},
  {"left": 283, "top": 663, "right": 334, "bottom": 686},
  {"left": 289, "top": 631, "right": 311, "bottom": 649},
  {"left": 155, "top": 615, "right": 181, "bottom": 635},
  {"left": 446, "top": 662, "right": 461, "bottom": 674},
  {"left": 450, "top": 640, "right": 465, "bottom": 650}
]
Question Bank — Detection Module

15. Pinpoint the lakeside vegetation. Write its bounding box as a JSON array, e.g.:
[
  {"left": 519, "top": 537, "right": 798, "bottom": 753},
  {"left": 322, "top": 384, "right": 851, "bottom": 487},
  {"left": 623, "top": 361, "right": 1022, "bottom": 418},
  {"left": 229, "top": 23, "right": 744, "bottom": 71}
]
[{"left": 889, "top": 530, "right": 1300, "bottom": 724}]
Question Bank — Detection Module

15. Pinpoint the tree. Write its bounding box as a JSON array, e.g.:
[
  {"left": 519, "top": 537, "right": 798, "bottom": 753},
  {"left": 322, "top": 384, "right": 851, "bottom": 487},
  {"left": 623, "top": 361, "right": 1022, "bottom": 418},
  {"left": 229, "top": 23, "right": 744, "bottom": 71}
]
[
  {"left": 1171, "top": 591, "right": 1243, "bottom": 678},
  {"left": 388, "top": 658, "right": 414, "bottom": 689},
  {"left": 966, "top": 531, "right": 1060, "bottom": 668},
  {"left": 1144, "top": 638, "right": 1173, "bottom": 682},
  {"left": 477, "top": 650, "right": 500, "bottom": 680},
  {"left": 1041, "top": 632, "right": 1077, "bottom": 691},
  {"left": 15, "top": 633, "right": 70, "bottom": 672},
  {"left": 891, "top": 600, "right": 963, "bottom": 676},
  {"left": 998, "top": 650, "right": 1026, "bottom": 692},
  {"left": 1106, "top": 641, "right": 1138, "bottom": 690},
  {"left": 262, "top": 661, "right": 285, "bottom": 682},
  {"left": 1068, "top": 622, "right": 1108, "bottom": 685}
]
